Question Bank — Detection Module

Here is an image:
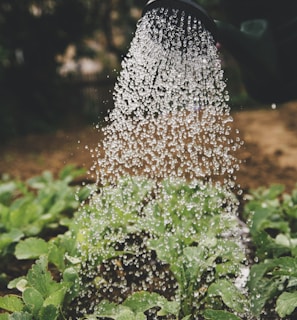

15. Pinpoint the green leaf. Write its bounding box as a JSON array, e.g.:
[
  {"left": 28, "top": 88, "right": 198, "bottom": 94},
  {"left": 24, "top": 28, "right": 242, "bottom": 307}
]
[
  {"left": 0, "top": 295, "right": 24, "bottom": 312},
  {"left": 9, "top": 312, "right": 33, "bottom": 320},
  {"left": 15, "top": 238, "right": 49, "bottom": 260},
  {"left": 94, "top": 301, "right": 135, "bottom": 319},
  {"left": 248, "top": 260, "right": 275, "bottom": 291},
  {"left": 123, "top": 291, "right": 179, "bottom": 315},
  {"left": 0, "top": 229, "right": 24, "bottom": 253},
  {"left": 27, "top": 256, "right": 60, "bottom": 298},
  {"left": 0, "top": 313, "right": 9, "bottom": 320},
  {"left": 203, "top": 309, "right": 241, "bottom": 320},
  {"left": 44, "top": 287, "right": 67, "bottom": 307},
  {"left": 63, "top": 267, "right": 79, "bottom": 283},
  {"left": 22, "top": 287, "right": 44, "bottom": 316},
  {"left": 39, "top": 304, "right": 58, "bottom": 320},
  {"left": 208, "top": 280, "right": 246, "bottom": 313},
  {"left": 249, "top": 276, "right": 279, "bottom": 316},
  {"left": 271, "top": 257, "right": 297, "bottom": 277},
  {"left": 276, "top": 291, "right": 297, "bottom": 317}
]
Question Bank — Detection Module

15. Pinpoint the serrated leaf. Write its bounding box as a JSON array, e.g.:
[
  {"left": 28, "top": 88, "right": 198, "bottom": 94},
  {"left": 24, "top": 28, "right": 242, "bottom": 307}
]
[
  {"left": 15, "top": 238, "right": 49, "bottom": 260},
  {"left": 276, "top": 291, "right": 297, "bottom": 317},
  {"left": 27, "top": 256, "right": 60, "bottom": 298},
  {"left": 0, "top": 295, "right": 24, "bottom": 312},
  {"left": 203, "top": 309, "right": 241, "bottom": 320}
]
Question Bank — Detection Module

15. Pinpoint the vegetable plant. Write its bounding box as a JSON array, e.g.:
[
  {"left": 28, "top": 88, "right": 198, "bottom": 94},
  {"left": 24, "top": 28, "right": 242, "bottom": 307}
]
[
  {"left": 1, "top": 167, "right": 297, "bottom": 320},
  {"left": 245, "top": 184, "right": 297, "bottom": 319}
]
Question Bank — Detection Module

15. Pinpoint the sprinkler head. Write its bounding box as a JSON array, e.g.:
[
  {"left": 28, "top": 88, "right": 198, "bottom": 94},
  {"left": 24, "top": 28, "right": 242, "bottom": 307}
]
[{"left": 143, "top": 0, "right": 217, "bottom": 41}]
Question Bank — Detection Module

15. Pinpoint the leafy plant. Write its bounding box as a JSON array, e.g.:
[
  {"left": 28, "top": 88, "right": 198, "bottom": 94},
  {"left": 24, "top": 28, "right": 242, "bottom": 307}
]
[
  {"left": 0, "top": 165, "right": 90, "bottom": 257},
  {"left": 0, "top": 255, "right": 80, "bottom": 320},
  {"left": 245, "top": 184, "right": 297, "bottom": 318},
  {"left": 4, "top": 171, "right": 297, "bottom": 319},
  {"left": 73, "top": 177, "right": 248, "bottom": 319}
]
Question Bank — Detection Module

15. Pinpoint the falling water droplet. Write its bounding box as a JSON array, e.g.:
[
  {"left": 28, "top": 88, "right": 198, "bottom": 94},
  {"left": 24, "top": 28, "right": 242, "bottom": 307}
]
[{"left": 72, "top": 5, "right": 245, "bottom": 317}]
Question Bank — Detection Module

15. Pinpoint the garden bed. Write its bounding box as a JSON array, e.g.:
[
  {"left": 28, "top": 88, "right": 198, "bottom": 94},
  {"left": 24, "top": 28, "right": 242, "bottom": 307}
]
[{"left": 0, "top": 101, "right": 296, "bottom": 319}]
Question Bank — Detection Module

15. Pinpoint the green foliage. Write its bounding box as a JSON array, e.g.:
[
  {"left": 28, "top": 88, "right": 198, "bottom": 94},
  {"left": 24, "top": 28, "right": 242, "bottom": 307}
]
[
  {"left": 2, "top": 256, "right": 70, "bottom": 319},
  {"left": 0, "top": 165, "right": 90, "bottom": 256},
  {"left": 89, "top": 292, "right": 179, "bottom": 319},
  {"left": 246, "top": 184, "right": 297, "bottom": 318},
  {"left": 74, "top": 177, "right": 247, "bottom": 319},
  {"left": 2, "top": 168, "right": 297, "bottom": 319}
]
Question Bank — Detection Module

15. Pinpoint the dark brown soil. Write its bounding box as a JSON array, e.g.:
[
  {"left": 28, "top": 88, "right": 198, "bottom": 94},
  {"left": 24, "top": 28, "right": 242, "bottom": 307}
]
[{"left": 0, "top": 102, "right": 296, "bottom": 192}]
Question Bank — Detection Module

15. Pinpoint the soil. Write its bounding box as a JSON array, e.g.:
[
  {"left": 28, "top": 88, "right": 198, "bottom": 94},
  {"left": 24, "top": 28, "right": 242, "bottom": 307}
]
[{"left": 0, "top": 101, "right": 297, "bottom": 193}]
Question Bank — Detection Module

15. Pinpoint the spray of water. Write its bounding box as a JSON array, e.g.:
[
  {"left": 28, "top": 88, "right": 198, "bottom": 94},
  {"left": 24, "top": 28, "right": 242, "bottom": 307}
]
[
  {"left": 73, "top": 7, "right": 245, "bottom": 318},
  {"left": 93, "top": 8, "right": 241, "bottom": 187}
]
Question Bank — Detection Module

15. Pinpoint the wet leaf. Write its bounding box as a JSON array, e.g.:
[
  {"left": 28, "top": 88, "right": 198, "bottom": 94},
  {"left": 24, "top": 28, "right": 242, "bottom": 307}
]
[
  {"left": 0, "top": 295, "right": 24, "bottom": 312},
  {"left": 276, "top": 291, "right": 297, "bottom": 317},
  {"left": 208, "top": 280, "right": 246, "bottom": 313},
  {"left": 15, "top": 238, "right": 49, "bottom": 260}
]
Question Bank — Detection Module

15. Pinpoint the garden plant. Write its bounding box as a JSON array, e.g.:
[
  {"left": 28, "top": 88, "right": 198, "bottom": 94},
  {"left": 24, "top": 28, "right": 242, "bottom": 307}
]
[{"left": 0, "top": 167, "right": 297, "bottom": 319}]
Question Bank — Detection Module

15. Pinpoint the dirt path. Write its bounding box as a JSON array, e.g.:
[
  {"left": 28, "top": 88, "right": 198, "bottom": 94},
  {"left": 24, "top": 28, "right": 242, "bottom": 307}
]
[{"left": 0, "top": 102, "right": 296, "bottom": 192}]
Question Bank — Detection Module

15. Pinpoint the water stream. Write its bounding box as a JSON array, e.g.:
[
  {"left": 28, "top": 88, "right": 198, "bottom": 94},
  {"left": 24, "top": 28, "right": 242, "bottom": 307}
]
[
  {"left": 74, "top": 7, "right": 245, "bottom": 318},
  {"left": 93, "top": 8, "right": 241, "bottom": 187}
]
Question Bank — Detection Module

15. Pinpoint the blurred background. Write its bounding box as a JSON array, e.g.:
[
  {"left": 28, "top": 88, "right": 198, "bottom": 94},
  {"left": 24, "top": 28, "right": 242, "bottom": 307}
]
[{"left": 0, "top": 0, "right": 288, "bottom": 140}]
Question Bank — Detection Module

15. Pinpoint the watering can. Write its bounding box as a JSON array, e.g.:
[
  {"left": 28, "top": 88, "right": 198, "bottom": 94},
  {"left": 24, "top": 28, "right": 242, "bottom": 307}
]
[{"left": 143, "top": 0, "right": 297, "bottom": 104}]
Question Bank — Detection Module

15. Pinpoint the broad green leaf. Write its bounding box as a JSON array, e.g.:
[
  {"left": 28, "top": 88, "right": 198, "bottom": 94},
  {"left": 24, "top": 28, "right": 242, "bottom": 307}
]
[
  {"left": 47, "top": 241, "right": 65, "bottom": 271},
  {"left": 39, "top": 304, "right": 58, "bottom": 320},
  {"left": 0, "top": 295, "right": 24, "bottom": 312},
  {"left": 249, "top": 278, "right": 279, "bottom": 316},
  {"left": 248, "top": 260, "right": 275, "bottom": 291},
  {"left": 63, "top": 267, "right": 79, "bottom": 283},
  {"left": 123, "top": 291, "right": 179, "bottom": 315},
  {"left": 271, "top": 257, "right": 297, "bottom": 277},
  {"left": 22, "top": 287, "right": 44, "bottom": 316},
  {"left": 208, "top": 280, "right": 246, "bottom": 313},
  {"left": 0, "top": 313, "right": 9, "bottom": 320},
  {"left": 95, "top": 301, "right": 135, "bottom": 319},
  {"left": 0, "top": 229, "right": 24, "bottom": 252},
  {"left": 44, "top": 287, "right": 67, "bottom": 307},
  {"left": 249, "top": 207, "right": 274, "bottom": 236},
  {"left": 203, "top": 309, "right": 241, "bottom": 320},
  {"left": 15, "top": 238, "right": 49, "bottom": 260},
  {"left": 276, "top": 291, "right": 297, "bottom": 317}
]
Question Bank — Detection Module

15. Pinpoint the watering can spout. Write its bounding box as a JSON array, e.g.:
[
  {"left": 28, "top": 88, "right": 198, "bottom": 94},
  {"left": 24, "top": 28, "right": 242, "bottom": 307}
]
[
  {"left": 215, "top": 19, "right": 281, "bottom": 103},
  {"left": 143, "top": 0, "right": 297, "bottom": 103},
  {"left": 143, "top": 0, "right": 218, "bottom": 40}
]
